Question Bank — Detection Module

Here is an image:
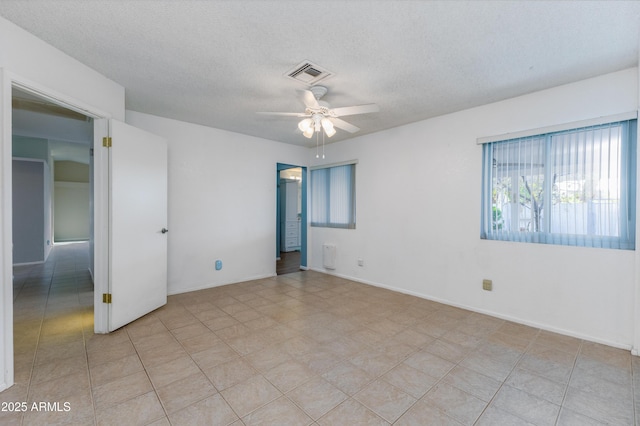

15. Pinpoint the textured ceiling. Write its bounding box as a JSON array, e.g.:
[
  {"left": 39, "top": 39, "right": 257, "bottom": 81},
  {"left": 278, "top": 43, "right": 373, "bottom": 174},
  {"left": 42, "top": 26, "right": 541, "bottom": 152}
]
[{"left": 1, "top": 0, "right": 639, "bottom": 147}]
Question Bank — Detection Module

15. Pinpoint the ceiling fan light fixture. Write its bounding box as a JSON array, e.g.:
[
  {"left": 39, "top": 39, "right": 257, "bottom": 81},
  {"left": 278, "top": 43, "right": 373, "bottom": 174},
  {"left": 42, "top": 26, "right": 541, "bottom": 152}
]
[
  {"left": 313, "top": 114, "right": 323, "bottom": 132},
  {"left": 303, "top": 127, "right": 314, "bottom": 138},
  {"left": 298, "top": 118, "right": 312, "bottom": 132},
  {"left": 321, "top": 118, "right": 336, "bottom": 137},
  {"left": 258, "top": 85, "right": 378, "bottom": 144}
]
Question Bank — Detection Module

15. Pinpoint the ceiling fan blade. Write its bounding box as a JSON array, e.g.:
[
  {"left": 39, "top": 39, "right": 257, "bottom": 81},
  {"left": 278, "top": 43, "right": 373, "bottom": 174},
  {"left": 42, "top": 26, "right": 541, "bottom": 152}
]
[
  {"left": 257, "top": 111, "right": 309, "bottom": 117},
  {"left": 302, "top": 90, "right": 320, "bottom": 109},
  {"left": 330, "top": 103, "right": 379, "bottom": 117},
  {"left": 330, "top": 117, "right": 360, "bottom": 133}
]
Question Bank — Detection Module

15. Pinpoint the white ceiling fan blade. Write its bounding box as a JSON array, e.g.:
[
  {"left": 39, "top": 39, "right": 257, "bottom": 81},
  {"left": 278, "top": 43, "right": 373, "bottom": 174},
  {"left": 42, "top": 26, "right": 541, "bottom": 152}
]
[
  {"left": 302, "top": 90, "right": 320, "bottom": 109},
  {"left": 330, "top": 103, "right": 379, "bottom": 117},
  {"left": 330, "top": 117, "right": 360, "bottom": 133},
  {"left": 257, "top": 111, "right": 309, "bottom": 117}
]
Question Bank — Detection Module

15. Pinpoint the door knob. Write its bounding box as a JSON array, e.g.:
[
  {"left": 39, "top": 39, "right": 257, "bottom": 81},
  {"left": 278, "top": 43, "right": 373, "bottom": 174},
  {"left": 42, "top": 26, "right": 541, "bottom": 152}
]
[{"left": 161, "top": 228, "right": 168, "bottom": 234}]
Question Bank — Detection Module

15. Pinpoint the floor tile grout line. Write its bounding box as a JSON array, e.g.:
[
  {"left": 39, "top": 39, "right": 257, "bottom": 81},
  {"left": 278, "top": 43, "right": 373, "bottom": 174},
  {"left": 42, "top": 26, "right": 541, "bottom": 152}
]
[
  {"left": 306, "top": 317, "right": 470, "bottom": 423},
  {"left": 633, "top": 355, "right": 638, "bottom": 426},
  {"left": 168, "top": 286, "right": 407, "bottom": 423},
  {"left": 24, "top": 244, "right": 95, "bottom": 425},
  {"left": 395, "top": 329, "right": 491, "bottom": 425},
  {"left": 154, "top": 310, "right": 231, "bottom": 423},
  {"left": 177, "top": 294, "right": 309, "bottom": 423},
  {"left": 83, "top": 316, "right": 98, "bottom": 426},
  {"left": 467, "top": 328, "right": 542, "bottom": 426},
  {"left": 386, "top": 318, "right": 515, "bottom": 423},
  {"left": 124, "top": 323, "right": 175, "bottom": 423},
  {"left": 160, "top": 296, "right": 311, "bottom": 423},
  {"left": 22, "top": 264, "right": 51, "bottom": 415},
  {"left": 553, "top": 338, "right": 584, "bottom": 426}
]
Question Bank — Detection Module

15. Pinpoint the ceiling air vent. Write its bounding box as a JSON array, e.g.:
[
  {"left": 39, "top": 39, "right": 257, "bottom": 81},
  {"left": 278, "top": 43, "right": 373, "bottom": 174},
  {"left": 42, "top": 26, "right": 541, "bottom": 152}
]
[{"left": 285, "top": 61, "right": 333, "bottom": 86}]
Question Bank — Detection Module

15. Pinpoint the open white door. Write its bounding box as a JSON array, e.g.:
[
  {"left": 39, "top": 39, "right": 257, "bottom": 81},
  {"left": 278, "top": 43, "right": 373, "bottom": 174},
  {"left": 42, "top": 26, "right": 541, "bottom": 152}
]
[{"left": 100, "top": 119, "right": 168, "bottom": 331}]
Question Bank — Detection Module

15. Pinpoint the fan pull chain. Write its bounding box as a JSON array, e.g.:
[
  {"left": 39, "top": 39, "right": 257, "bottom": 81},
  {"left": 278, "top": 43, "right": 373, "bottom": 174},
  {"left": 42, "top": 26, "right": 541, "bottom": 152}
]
[
  {"left": 315, "top": 130, "right": 320, "bottom": 158},
  {"left": 322, "top": 130, "right": 325, "bottom": 159}
]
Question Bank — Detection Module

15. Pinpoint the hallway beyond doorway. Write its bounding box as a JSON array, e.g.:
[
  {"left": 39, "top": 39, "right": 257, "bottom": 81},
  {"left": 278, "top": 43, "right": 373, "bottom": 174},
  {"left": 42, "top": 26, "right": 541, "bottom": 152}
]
[
  {"left": 9, "top": 242, "right": 94, "bottom": 424},
  {"left": 276, "top": 250, "right": 301, "bottom": 275}
]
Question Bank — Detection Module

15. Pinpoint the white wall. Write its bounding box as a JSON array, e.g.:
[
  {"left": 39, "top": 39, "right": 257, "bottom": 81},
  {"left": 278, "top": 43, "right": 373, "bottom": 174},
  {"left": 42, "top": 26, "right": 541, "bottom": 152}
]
[
  {"left": 54, "top": 161, "right": 90, "bottom": 242},
  {"left": 54, "top": 181, "right": 90, "bottom": 242},
  {"left": 309, "top": 68, "right": 639, "bottom": 349},
  {"left": 0, "top": 16, "right": 126, "bottom": 391},
  {"left": 12, "top": 159, "right": 45, "bottom": 264},
  {"left": 125, "top": 111, "right": 309, "bottom": 295}
]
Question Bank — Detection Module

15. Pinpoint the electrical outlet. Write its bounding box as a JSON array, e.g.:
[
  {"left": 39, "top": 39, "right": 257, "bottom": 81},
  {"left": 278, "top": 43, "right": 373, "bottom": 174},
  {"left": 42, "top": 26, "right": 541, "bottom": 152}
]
[
  {"left": 358, "top": 258, "right": 364, "bottom": 267},
  {"left": 482, "top": 279, "right": 492, "bottom": 291}
]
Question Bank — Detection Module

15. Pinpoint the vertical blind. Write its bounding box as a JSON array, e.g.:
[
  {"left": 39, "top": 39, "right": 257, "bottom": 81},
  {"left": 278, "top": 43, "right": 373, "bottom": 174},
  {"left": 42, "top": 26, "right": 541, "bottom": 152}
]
[
  {"left": 481, "top": 119, "right": 636, "bottom": 249},
  {"left": 310, "top": 163, "right": 356, "bottom": 229}
]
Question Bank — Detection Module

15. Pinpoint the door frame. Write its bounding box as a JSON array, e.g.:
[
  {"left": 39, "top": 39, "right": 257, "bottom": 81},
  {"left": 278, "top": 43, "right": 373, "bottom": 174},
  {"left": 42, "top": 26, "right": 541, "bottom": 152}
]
[
  {"left": 276, "top": 163, "right": 307, "bottom": 269},
  {"left": 1, "top": 69, "right": 111, "bottom": 390}
]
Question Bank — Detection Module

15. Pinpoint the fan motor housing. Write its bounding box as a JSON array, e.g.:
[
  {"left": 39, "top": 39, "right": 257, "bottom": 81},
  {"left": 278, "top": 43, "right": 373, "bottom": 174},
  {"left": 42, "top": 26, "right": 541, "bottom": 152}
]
[{"left": 310, "top": 85, "right": 328, "bottom": 100}]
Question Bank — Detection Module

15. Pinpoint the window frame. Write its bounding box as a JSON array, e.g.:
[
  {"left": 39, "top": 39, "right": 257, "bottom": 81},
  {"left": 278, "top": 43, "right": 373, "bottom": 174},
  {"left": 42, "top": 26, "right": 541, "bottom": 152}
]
[{"left": 480, "top": 117, "right": 637, "bottom": 250}]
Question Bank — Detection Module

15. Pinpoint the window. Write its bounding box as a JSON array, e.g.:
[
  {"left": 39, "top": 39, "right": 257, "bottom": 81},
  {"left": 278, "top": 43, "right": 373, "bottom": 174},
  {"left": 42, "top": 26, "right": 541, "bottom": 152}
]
[
  {"left": 481, "top": 119, "right": 636, "bottom": 249},
  {"left": 310, "top": 163, "right": 356, "bottom": 228}
]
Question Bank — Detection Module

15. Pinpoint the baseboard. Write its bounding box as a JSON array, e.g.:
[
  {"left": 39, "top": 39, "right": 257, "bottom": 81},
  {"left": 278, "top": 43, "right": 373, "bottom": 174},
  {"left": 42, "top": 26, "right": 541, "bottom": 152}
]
[
  {"left": 168, "top": 272, "right": 277, "bottom": 296},
  {"left": 307, "top": 267, "right": 633, "bottom": 352},
  {"left": 12, "top": 260, "right": 44, "bottom": 266}
]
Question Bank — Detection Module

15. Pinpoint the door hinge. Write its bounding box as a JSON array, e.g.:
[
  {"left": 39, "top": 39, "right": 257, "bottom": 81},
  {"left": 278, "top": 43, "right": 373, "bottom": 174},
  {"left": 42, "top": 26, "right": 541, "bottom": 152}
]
[
  {"left": 90, "top": 148, "right": 94, "bottom": 157},
  {"left": 102, "top": 293, "right": 112, "bottom": 304},
  {"left": 102, "top": 137, "right": 112, "bottom": 148}
]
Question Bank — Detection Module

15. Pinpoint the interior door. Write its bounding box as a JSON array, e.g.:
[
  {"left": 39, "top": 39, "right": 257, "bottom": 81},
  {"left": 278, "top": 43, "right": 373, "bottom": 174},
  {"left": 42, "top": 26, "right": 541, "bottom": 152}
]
[{"left": 106, "top": 119, "right": 168, "bottom": 331}]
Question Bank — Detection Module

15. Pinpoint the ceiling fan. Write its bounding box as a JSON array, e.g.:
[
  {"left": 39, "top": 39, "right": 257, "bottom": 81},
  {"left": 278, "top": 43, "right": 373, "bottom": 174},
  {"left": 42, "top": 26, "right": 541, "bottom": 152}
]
[{"left": 258, "top": 85, "right": 379, "bottom": 139}]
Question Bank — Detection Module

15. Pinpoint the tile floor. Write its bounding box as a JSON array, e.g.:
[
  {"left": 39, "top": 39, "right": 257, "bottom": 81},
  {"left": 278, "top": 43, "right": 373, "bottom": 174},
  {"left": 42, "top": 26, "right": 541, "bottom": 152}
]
[{"left": 2, "top": 242, "right": 639, "bottom": 425}]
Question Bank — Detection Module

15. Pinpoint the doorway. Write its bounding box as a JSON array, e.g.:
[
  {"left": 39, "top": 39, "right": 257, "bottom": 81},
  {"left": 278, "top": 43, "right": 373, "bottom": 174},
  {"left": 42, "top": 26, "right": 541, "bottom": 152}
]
[
  {"left": 11, "top": 87, "right": 96, "bottom": 382},
  {"left": 12, "top": 87, "right": 93, "bottom": 264},
  {"left": 276, "top": 163, "right": 307, "bottom": 274},
  {"left": 3, "top": 74, "right": 168, "bottom": 391}
]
